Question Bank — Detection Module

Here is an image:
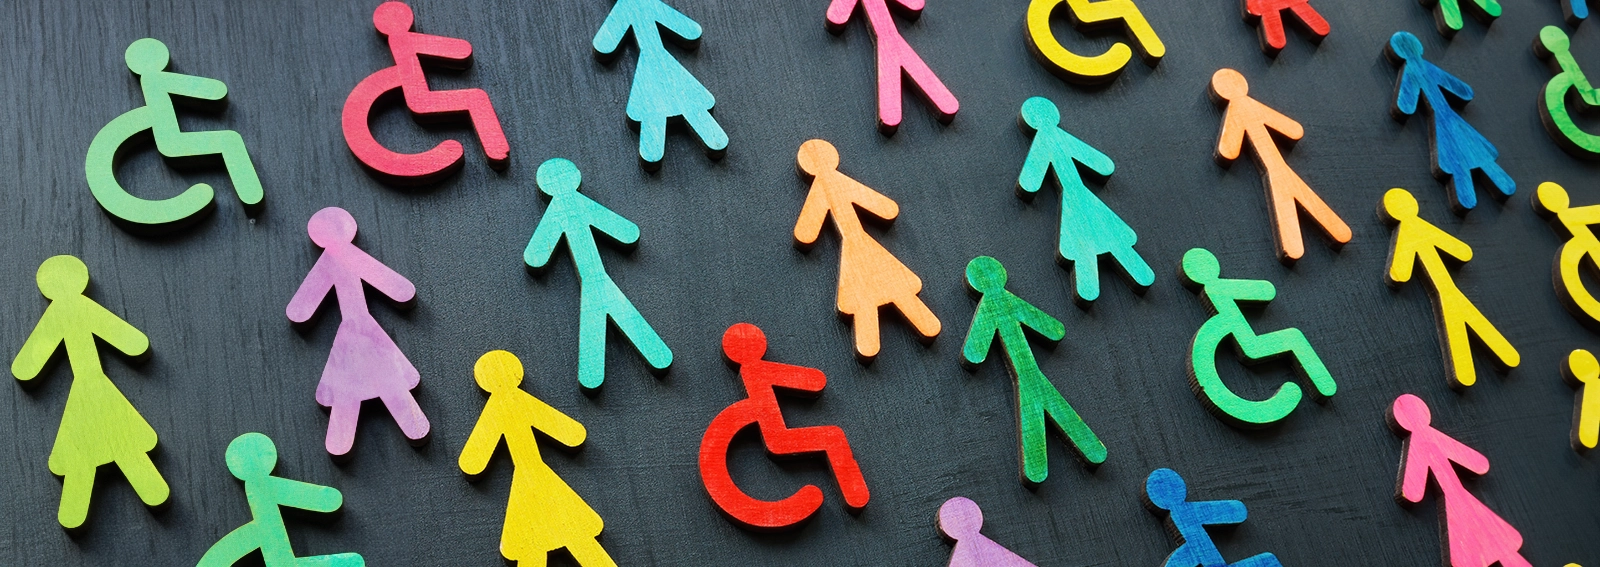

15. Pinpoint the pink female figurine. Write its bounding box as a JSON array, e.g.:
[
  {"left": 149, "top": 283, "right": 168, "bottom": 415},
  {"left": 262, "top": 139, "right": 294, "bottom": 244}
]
[
  {"left": 827, "top": 0, "right": 959, "bottom": 134},
  {"left": 287, "top": 207, "right": 429, "bottom": 458},
  {"left": 1389, "top": 394, "right": 1529, "bottom": 567}
]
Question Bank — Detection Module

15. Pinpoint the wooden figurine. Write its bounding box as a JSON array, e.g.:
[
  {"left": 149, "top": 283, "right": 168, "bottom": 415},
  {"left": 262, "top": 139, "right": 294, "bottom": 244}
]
[
  {"left": 1536, "top": 26, "right": 1600, "bottom": 159},
  {"left": 1565, "top": 0, "right": 1591, "bottom": 25},
  {"left": 85, "top": 38, "right": 262, "bottom": 232},
  {"left": 1017, "top": 96, "right": 1154, "bottom": 305},
  {"left": 1533, "top": 181, "right": 1600, "bottom": 328},
  {"left": 459, "top": 351, "right": 616, "bottom": 566},
  {"left": 1386, "top": 31, "right": 1514, "bottom": 214},
  {"left": 795, "top": 140, "right": 941, "bottom": 362},
  {"left": 827, "top": 0, "right": 959, "bottom": 134},
  {"left": 938, "top": 497, "right": 1038, "bottom": 567},
  {"left": 1144, "top": 468, "right": 1283, "bottom": 567},
  {"left": 962, "top": 256, "right": 1105, "bottom": 485},
  {"left": 525, "top": 158, "right": 673, "bottom": 390},
  {"left": 341, "top": 1, "right": 508, "bottom": 185},
  {"left": 594, "top": 0, "right": 727, "bottom": 170},
  {"left": 1243, "top": 0, "right": 1329, "bottom": 56},
  {"left": 12, "top": 255, "right": 167, "bottom": 529},
  {"left": 1389, "top": 394, "right": 1531, "bottom": 567},
  {"left": 1562, "top": 349, "right": 1600, "bottom": 451},
  {"left": 286, "top": 207, "right": 429, "bottom": 458},
  {"left": 698, "top": 323, "right": 870, "bottom": 531},
  {"left": 1023, "top": 0, "right": 1165, "bottom": 85},
  {"left": 197, "top": 433, "right": 364, "bottom": 567},
  {"left": 1418, "top": 0, "right": 1501, "bottom": 37},
  {"left": 1381, "top": 188, "right": 1520, "bottom": 389},
  {"left": 1210, "top": 69, "right": 1351, "bottom": 263},
  {"left": 1180, "top": 248, "right": 1336, "bottom": 428}
]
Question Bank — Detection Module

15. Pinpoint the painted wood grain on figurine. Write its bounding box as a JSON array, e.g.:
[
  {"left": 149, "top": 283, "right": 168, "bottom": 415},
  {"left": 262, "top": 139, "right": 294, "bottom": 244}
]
[
  {"left": 1418, "top": 0, "right": 1502, "bottom": 37},
  {"left": 1243, "top": 0, "right": 1328, "bottom": 56},
  {"left": 1387, "top": 32, "right": 1514, "bottom": 214},
  {"left": 937, "top": 497, "right": 1038, "bottom": 567},
  {"left": 1023, "top": 0, "right": 1164, "bottom": 84},
  {"left": 827, "top": 0, "right": 959, "bottom": 134},
  {"left": 594, "top": 0, "right": 727, "bottom": 170},
  {"left": 1144, "top": 468, "right": 1283, "bottom": 567},
  {"left": 1533, "top": 182, "right": 1600, "bottom": 329},
  {"left": 197, "top": 433, "right": 364, "bottom": 567},
  {"left": 1536, "top": 26, "right": 1600, "bottom": 160},
  {"left": 1563, "top": 349, "right": 1600, "bottom": 451}
]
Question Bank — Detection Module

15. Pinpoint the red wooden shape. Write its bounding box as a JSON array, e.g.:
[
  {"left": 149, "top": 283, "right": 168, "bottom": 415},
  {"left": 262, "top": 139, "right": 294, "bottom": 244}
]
[
  {"left": 698, "top": 323, "right": 870, "bottom": 531},
  {"left": 1245, "top": 0, "right": 1329, "bottom": 56}
]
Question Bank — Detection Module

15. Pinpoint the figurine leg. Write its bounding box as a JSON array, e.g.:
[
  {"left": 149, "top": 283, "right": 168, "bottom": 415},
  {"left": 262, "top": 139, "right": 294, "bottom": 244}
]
[
  {"left": 609, "top": 299, "right": 673, "bottom": 373},
  {"left": 765, "top": 424, "right": 870, "bottom": 510},
  {"left": 639, "top": 116, "right": 668, "bottom": 166},
  {"left": 57, "top": 466, "right": 95, "bottom": 529},
  {"left": 684, "top": 108, "right": 728, "bottom": 154},
  {"left": 578, "top": 298, "right": 609, "bottom": 390},
  {"left": 852, "top": 307, "right": 882, "bottom": 360},
  {"left": 380, "top": 391, "right": 431, "bottom": 444},
  {"left": 892, "top": 296, "right": 942, "bottom": 340},
  {"left": 116, "top": 452, "right": 171, "bottom": 506},
  {"left": 326, "top": 403, "right": 360, "bottom": 456},
  {"left": 565, "top": 537, "right": 618, "bottom": 567}
]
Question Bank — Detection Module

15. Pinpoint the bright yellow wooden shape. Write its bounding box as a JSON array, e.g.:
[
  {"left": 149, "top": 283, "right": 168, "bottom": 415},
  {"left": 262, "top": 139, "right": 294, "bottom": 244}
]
[
  {"left": 1534, "top": 182, "right": 1600, "bottom": 329},
  {"left": 1025, "top": 0, "right": 1165, "bottom": 84},
  {"left": 1564, "top": 349, "right": 1600, "bottom": 451}
]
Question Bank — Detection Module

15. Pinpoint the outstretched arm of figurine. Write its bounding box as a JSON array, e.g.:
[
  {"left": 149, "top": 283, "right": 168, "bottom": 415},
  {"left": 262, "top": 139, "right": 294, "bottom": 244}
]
[
  {"left": 523, "top": 217, "right": 567, "bottom": 270},
  {"left": 1017, "top": 145, "right": 1052, "bottom": 195},
  {"left": 87, "top": 303, "right": 152, "bottom": 358},
  {"left": 587, "top": 201, "right": 642, "bottom": 247},
  {"left": 1260, "top": 106, "right": 1305, "bottom": 142},
  {"left": 267, "top": 476, "right": 345, "bottom": 513},
  {"left": 1215, "top": 113, "right": 1247, "bottom": 163},
  {"left": 1561, "top": 204, "right": 1600, "bottom": 226},
  {"left": 11, "top": 316, "right": 63, "bottom": 381},
  {"left": 1016, "top": 302, "right": 1067, "bottom": 342},
  {"left": 892, "top": 0, "right": 926, "bottom": 13},
  {"left": 827, "top": 0, "right": 861, "bottom": 27},
  {"left": 768, "top": 363, "right": 828, "bottom": 394},
  {"left": 961, "top": 318, "right": 1000, "bottom": 366},
  {"left": 1438, "top": 434, "right": 1490, "bottom": 476},
  {"left": 852, "top": 181, "right": 901, "bottom": 222},
  {"left": 655, "top": 2, "right": 704, "bottom": 42},
  {"left": 1436, "top": 69, "right": 1475, "bottom": 103},
  {"left": 458, "top": 414, "right": 504, "bottom": 477},
  {"left": 286, "top": 258, "right": 336, "bottom": 324},
  {"left": 353, "top": 253, "right": 417, "bottom": 304},
  {"left": 1398, "top": 444, "right": 1430, "bottom": 504},
  {"left": 164, "top": 74, "right": 229, "bottom": 101},
  {"left": 528, "top": 396, "right": 587, "bottom": 448},
  {"left": 1393, "top": 70, "right": 1424, "bottom": 117},
  {"left": 1430, "top": 229, "right": 1474, "bottom": 263},
  {"left": 1064, "top": 134, "right": 1115, "bottom": 179},
  {"left": 1387, "top": 242, "right": 1418, "bottom": 284},
  {"left": 1217, "top": 278, "right": 1277, "bottom": 303},
  {"left": 413, "top": 34, "right": 474, "bottom": 62},
  {"left": 1190, "top": 499, "right": 1248, "bottom": 525},
  {"left": 593, "top": 8, "right": 633, "bottom": 56},
  {"left": 793, "top": 188, "right": 831, "bottom": 247}
]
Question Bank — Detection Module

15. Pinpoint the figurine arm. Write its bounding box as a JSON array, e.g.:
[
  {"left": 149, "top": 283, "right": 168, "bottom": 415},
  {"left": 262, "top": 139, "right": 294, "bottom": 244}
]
[
  {"left": 827, "top": 0, "right": 860, "bottom": 27},
  {"left": 413, "top": 34, "right": 474, "bottom": 62},
  {"left": 1398, "top": 443, "right": 1430, "bottom": 504},
  {"left": 1260, "top": 106, "right": 1305, "bottom": 142},
  {"left": 593, "top": 8, "right": 633, "bottom": 55},
  {"left": 1192, "top": 500, "right": 1248, "bottom": 524},
  {"left": 1393, "top": 70, "right": 1423, "bottom": 116},
  {"left": 11, "top": 315, "right": 62, "bottom": 381},
  {"left": 1387, "top": 240, "right": 1418, "bottom": 284},
  {"left": 1436, "top": 69, "right": 1475, "bottom": 103},
  {"left": 1440, "top": 434, "right": 1490, "bottom": 475},
  {"left": 892, "top": 0, "right": 926, "bottom": 11},
  {"left": 961, "top": 315, "right": 1000, "bottom": 366},
  {"left": 852, "top": 181, "right": 901, "bottom": 222},
  {"left": 523, "top": 216, "right": 567, "bottom": 270},
  {"left": 770, "top": 364, "right": 829, "bottom": 394},
  {"left": 1215, "top": 112, "right": 1247, "bottom": 163},
  {"left": 655, "top": 3, "right": 704, "bottom": 42},
  {"left": 1225, "top": 278, "right": 1278, "bottom": 302},
  {"left": 88, "top": 303, "right": 151, "bottom": 358},
  {"left": 163, "top": 74, "right": 228, "bottom": 101},
  {"left": 285, "top": 258, "right": 335, "bottom": 324},
  {"left": 1065, "top": 134, "right": 1115, "bottom": 178},
  {"left": 457, "top": 413, "right": 503, "bottom": 477},
  {"left": 528, "top": 395, "right": 587, "bottom": 448},
  {"left": 1017, "top": 302, "right": 1067, "bottom": 342},
  {"left": 1561, "top": 204, "right": 1600, "bottom": 225},
  {"left": 267, "top": 477, "right": 344, "bottom": 513},
  {"left": 1431, "top": 229, "right": 1474, "bottom": 263},
  {"left": 587, "top": 200, "right": 641, "bottom": 246},
  {"left": 1017, "top": 145, "right": 1052, "bottom": 195},
  {"left": 354, "top": 253, "right": 416, "bottom": 304},
  {"left": 793, "top": 187, "right": 831, "bottom": 247}
]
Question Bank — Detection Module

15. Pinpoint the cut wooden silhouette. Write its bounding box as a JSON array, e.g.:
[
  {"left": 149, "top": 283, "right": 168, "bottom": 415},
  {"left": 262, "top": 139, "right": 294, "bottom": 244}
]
[
  {"left": 962, "top": 256, "right": 1105, "bottom": 485},
  {"left": 1180, "top": 248, "right": 1335, "bottom": 428},
  {"left": 1418, "top": 0, "right": 1501, "bottom": 37},
  {"left": 937, "top": 497, "right": 1038, "bottom": 567},
  {"left": 1565, "top": 0, "right": 1591, "bottom": 24},
  {"left": 1563, "top": 349, "right": 1600, "bottom": 451},
  {"left": 459, "top": 351, "right": 616, "bottom": 566},
  {"left": 1210, "top": 69, "right": 1351, "bottom": 263},
  {"left": 1144, "top": 468, "right": 1283, "bottom": 567},
  {"left": 1536, "top": 26, "right": 1600, "bottom": 160},
  {"left": 1387, "top": 32, "right": 1514, "bottom": 214},
  {"left": 1243, "top": 0, "right": 1329, "bottom": 56},
  {"left": 525, "top": 158, "right": 672, "bottom": 390},
  {"left": 1017, "top": 96, "right": 1154, "bottom": 305},
  {"left": 1024, "top": 0, "right": 1165, "bottom": 84},
  {"left": 86, "top": 38, "right": 261, "bottom": 232},
  {"left": 827, "top": 0, "right": 959, "bottom": 134},
  {"left": 341, "top": 1, "right": 508, "bottom": 185},
  {"left": 1533, "top": 181, "right": 1600, "bottom": 329},
  {"left": 698, "top": 323, "right": 870, "bottom": 531},
  {"left": 197, "top": 433, "right": 364, "bottom": 567},
  {"left": 594, "top": 0, "right": 727, "bottom": 170},
  {"left": 795, "top": 140, "right": 941, "bottom": 362},
  {"left": 12, "top": 255, "right": 167, "bottom": 529},
  {"left": 1389, "top": 394, "right": 1531, "bottom": 567},
  {"left": 286, "top": 207, "right": 429, "bottom": 458},
  {"left": 1381, "top": 188, "right": 1520, "bottom": 389}
]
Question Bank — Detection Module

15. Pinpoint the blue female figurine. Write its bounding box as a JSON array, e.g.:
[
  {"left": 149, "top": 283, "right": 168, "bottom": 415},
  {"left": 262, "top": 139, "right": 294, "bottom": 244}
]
[
  {"left": 1386, "top": 31, "right": 1514, "bottom": 214},
  {"left": 594, "top": 0, "right": 728, "bottom": 170}
]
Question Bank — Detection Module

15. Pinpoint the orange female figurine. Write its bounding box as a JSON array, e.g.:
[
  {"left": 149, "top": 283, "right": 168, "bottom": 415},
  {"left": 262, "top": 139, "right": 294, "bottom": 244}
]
[{"left": 794, "top": 139, "right": 941, "bottom": 362}]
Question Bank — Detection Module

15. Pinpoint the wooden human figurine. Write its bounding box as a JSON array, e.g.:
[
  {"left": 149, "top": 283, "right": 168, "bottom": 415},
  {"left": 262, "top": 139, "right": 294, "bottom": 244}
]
[
  {"left": 962, "top": 256, "right": 1105, "bottom": 485},
  {"left": 1535, "top": 26, "right": 1600, "bottom": 159},
  {"left": 1210, "top": 69, "right": 1351, "bottom": 263},
  {"left": 1243, "top": 0, "right": 1329, "bottom": 56},
  {"left": 86, "top": 38, "right": 262, "bottom": 230},
  {"left": 12, "top": 255, "right": 167, "bottom": 529},
  {"left": 1387, "top": 32, "right": 1514, "bottom": 214},
  {"left": 1144, "top": 468, "right": 1283, "bottom": 567},
  {"left": 1533, "top": 182, "right": 1600, "bottom": 328},
  {"left": 1017, "top": 96, "right": 1154, "bottom": 305},
  {"left": 286, "top": 207, "right": 430, "bottom": 458},
  {"left": 1024, "top": 0, "right": 1164, "bottom": 84},
  {"left": 1563, "top": 349, "right": 1600, "bottom": 451},
  {"left": 795, "top": 139, "right": 941, "bottom": 362},
  {"left": 1418, "top": 0, "right": 1501, "bottom": 37},
  {"left": 937, "top": 497, "right": 1038, "bottom": 567},
  {"left": 827, "top": 0, "right": 959, "bottom": 134},
  {"left": 197, "top": 433, "right": 364, "bottom": 567},
  {"left": 1381, "top": 188, "right": 1520, "bottom": 389},
  {"left": 698, "top": 323, "right": 871, "bottom": 531},
  {"left": 1181, "top": 248, "right": 1335, "bottom": 428},
  {"left": 1565, "top": 0, "right": 1591, "bottom": 24},
  {"left": 459, "top": 350, "right": 616, "bottom": 566},
  {"left": 594, "top": 0, "right": 727, "bottom": 170},
  {"left": 525, "top": 158, "right": 673, "bottom": 390},
  {"left": 1389, "top": 394, "right": 1531, "bottom": 567}
]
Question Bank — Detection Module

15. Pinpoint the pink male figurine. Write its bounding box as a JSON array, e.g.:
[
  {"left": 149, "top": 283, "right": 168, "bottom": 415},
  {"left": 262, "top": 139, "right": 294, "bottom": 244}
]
[
  {"left": 1389, "top": 394, "right": 1529, "bottom": 567},
  {"left": 287, "top": 207, "right": 429, "bottom": 458},
  {"left": 827, "top": 0, "right": 960, "bottom": 135},
  {"left": 937, "top": 497, "right": 1038, "bottom": 567}
]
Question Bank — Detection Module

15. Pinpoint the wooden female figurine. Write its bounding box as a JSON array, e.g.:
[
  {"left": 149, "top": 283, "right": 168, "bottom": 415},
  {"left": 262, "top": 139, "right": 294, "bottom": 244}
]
[
  {"left": 593, "top": 0, "right": 726, "bottom": 169},
  {"left": 1386, "top": 31, "right": 1514, "bottom": 214}
]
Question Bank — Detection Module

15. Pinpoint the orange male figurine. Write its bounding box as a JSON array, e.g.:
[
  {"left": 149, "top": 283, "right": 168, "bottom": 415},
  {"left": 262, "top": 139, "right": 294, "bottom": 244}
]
[
  {"left": 794, "top": 139, "right": 941, "bottom": 362},
  {"left": 1211, "top": 68, "right": 1350, "bottom": 264}
]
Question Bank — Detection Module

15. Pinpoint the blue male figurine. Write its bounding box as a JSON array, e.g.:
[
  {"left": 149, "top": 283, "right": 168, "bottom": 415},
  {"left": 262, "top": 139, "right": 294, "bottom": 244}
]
[{"left": 1145, "top": 468, "right": 1282, "bottom": 567}]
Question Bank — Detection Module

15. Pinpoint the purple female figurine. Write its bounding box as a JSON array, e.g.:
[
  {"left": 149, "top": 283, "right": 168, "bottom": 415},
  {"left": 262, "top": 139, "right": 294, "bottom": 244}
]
[{"left": 287, "top": 207, "right": 429, "bottom": 458}]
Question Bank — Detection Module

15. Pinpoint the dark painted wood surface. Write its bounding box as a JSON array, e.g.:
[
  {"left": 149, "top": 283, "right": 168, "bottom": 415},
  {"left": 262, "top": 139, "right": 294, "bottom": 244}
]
[{"left": 0, "top": 0, "right": 1596, "bottom": 564}]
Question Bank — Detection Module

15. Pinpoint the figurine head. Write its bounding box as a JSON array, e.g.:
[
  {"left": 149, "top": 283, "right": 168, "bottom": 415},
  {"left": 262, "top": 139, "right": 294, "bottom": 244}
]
[
  {"left": 722, "top": 323, "right": 767, "bottom": 366},
  {"left": 1390, "top": 393, "right": 1432, "bottom": 433},
  {"left": 536, "top": 158, "right": 582, "bottom": 198},
  {"left": 373, "top": 1, "right": 415, "bottom": 35},
  {"left": 1179, "top": 248, "right": 1221, "bottom": 287},
  {"left": 1144, "top": 468, "right": 1188, "bottom": 510},
  {"left": 1019, "top": 97, "right": 1061, "bottom": 131},
  {"left": 1568, "top": 349, "right": 1599, "bottom": 384},
  {"left": 937, "top": 497, "right": 984, "bottom": 541},
  {"left": 1388, "top": 32, "right": 1424, "bottom": 62},
  {"left": 307, "top": 207, "right": 358, "bottom": 248},
  {"left": 474, "top": 350, "right": 524, "bottom": 394},
  {"left": 225, "top": 432, "right": 279, "bottom": 481},
  {"left": 1210, "top": 68, "right": 1249, "bottom": 102},
  {"left": 965, "top": 256, "right": 1008, "bottom": 296},
  {"left": 1535, "top": 182, "right": 1571, "bottom": 215},
  {"left": 1382, "top": 188, "right": 1420, "bottom": 222},
  {"left": 37, "top": 255, "right": 89, "bottom": 302},
  {"left": 1540, "top": 25, "right": 1571, "bottom": 55},
  {"left": 797, "top": 140, "right": 840, "bottom": 178},
  {"left": 124, "top": 38, "right": 170, "bottom": 76}
]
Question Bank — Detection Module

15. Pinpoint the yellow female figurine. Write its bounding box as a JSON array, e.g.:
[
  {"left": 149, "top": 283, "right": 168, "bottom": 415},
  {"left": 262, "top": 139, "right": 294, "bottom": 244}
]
[{"left": 459, "top": 350, "right": 615, "bottom": 567}]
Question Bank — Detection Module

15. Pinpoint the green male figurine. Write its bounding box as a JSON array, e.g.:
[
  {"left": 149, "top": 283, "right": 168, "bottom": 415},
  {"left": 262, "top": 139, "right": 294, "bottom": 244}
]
[
  {"left": 961, "top": 256, "right": 1106, "bottom": 486},
  {"left": 198, "top": 433, "right": 364, "bottom": 567}
]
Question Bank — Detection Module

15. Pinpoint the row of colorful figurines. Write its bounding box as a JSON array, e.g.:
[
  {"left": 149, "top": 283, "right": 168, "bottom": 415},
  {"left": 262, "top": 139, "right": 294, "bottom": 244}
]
[{"left": 85, "top": 0, "right": 1600, "bottom": 232}]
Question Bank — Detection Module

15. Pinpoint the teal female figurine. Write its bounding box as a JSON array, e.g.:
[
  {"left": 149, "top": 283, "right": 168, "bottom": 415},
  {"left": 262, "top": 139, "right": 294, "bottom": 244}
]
[{"left": 594, "top": 0, "right": 728, "bottom": 170}]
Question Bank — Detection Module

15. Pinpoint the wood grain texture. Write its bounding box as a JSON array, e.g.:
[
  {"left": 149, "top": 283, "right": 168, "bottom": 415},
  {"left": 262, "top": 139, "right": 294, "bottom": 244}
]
[
  {"left": 593, "top": 0, "right": 727, "bottom": 169},
  {"left": 197, "top": 432, "right": 364, "bottom": 567},
  {"left": 1143, "top": 468, "right": 1282, "bottom": 567},
  {"left": 937, "top": 497, "right": 1038, "bottom": 567},
  {"left": 1242, "top": 0, "right": 1329, "bottom": 56},
  {"left": 1534, "top": 181, "right": 1600, "bottom": 329},
  {"left": 1536, "top": 26, "right": 1600, "bottom": 160},
  {"left": 827, "top": 0, "right": 959, "bottom": 134},
  {"left": 1023, "top": 0, "right": 1165, "bottom": 84},
  {"left": 1, "top": 0, "right": 1597, "bottom": 564}
]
